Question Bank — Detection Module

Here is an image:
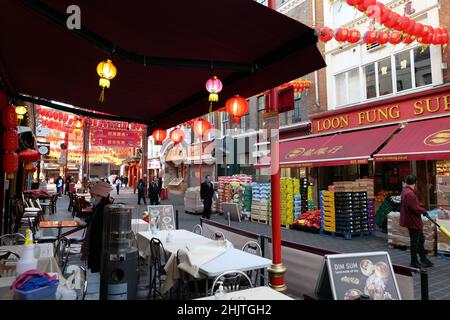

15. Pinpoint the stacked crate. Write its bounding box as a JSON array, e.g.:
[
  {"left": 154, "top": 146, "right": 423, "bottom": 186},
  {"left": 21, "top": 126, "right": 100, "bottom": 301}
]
[
  {"left": 251, "top": 183, "right": 271, "bottom": 223},
  {"left": 320, "top": 191, "right": 335, "bottom": 232},
  {"left": 300, "top": 178, "right": 309, "bottom": 214},
  {"left": 293, "top": 179, "right": 301, "bottom": 221},
  {"left": 242, "top": 184, "right": 252, "bottom": 214}
]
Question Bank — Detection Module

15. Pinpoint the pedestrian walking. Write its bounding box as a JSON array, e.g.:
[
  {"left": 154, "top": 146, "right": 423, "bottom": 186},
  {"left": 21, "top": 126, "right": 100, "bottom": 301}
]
[
  {"left": 64, "top": 176, "right": 71, "bottom": 195},
  {"left": 400, "top": 175, "right": 434, "bottom": 268},
  {"left": 115, "top": 177, "right": 122, "bottom": 195},
  {"left": 157, "top": 177, "right": 163, "bottom": 199},
  {"left": 200, "top": 175, "right": 215, "bottom": 220},
  {"left": 149, "top": 177, "right": 160, "bottom": 205},
  {"left": 137, "top": 179, "right": 146, "bottom": 205},
  {"left": 56, "top": 176, "right": 63, "bottom": 197}
]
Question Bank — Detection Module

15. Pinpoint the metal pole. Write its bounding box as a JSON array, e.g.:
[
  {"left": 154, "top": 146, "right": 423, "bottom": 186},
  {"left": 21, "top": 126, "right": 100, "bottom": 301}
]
[
  {"left": 267, "top": 0, "right": 287, "bottom": 293},
  {"left": 420, "top": 269, "right": 429, "bottom": 300},
  {"left": 175, "top": 209, "right": 179, "bottom": 230}
]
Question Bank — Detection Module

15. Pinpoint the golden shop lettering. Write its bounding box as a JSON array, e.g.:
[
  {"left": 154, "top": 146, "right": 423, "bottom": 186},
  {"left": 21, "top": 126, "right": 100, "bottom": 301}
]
[
  {"left": 285, "top": 145, "right": 343, "bottom": 159},
  {"left": 313, "top": 93, "right": 450, "bottom": 133}
]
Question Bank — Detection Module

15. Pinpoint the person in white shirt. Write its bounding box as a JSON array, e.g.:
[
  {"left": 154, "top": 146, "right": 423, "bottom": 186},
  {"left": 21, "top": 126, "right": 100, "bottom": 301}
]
[{"left": 115, "top": 177, "right": 122, "bottom": 195}]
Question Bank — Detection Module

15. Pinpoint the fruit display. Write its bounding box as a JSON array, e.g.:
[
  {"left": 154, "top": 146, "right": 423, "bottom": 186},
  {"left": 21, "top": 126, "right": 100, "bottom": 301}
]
[
  {"left": 280, "top": 177, "right": 296, "bottom": 225},
  {"left": 242, "top": 184, "right": 252, "bottom": 213},
  {"left": 292, "top": 210, "right": 321, "bottom": 230},
  {"left": 216, "top": 175, "right": 252, "bottom": 213}
]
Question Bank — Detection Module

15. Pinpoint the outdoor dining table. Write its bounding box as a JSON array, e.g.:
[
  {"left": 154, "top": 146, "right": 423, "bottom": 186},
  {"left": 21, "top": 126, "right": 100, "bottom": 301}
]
[
  {"left": 131, "top": 218, "right": 149, "bottom": 233},
  {"left": 195, "top": 286, "right": 295, "bottom": 300},
  {"left": 136, "top": 229, "right": 272, "bottom": 295},
  {"left": 38, "top": 220, "right": 82, "bottom": 253}
]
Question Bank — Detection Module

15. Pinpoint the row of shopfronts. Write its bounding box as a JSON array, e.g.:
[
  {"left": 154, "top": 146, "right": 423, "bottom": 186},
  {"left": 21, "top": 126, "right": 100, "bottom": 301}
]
[{"left": 276, "top": 85, "right": 450, "bottom": 212}]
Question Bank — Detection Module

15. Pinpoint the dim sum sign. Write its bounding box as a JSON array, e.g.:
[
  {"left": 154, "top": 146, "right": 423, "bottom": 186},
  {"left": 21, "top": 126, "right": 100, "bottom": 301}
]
[
  {"left": 316, "top": 252, "right": 401, "bottom": 300},
  {"left": 311, "top": 89, "right": 450, "bottom": 134}
]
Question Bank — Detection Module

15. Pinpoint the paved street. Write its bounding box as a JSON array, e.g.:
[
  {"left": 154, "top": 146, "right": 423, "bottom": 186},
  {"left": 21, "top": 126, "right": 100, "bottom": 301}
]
[{"left": 44, "top": 187, "right": 450, "bottom": 300}]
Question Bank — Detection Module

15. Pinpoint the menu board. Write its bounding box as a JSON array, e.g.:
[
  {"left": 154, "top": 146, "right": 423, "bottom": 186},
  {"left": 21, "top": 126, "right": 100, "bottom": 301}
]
[
  {"left": 316, "top": 252, "right": 401, "bottom": 300},
  {"left": 147, "top": 205, "right": 175, "bottom": 230}
]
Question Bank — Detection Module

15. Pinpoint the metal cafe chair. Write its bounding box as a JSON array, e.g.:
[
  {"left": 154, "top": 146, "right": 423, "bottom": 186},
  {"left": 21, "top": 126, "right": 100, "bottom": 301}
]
[
  {"left": 148, "top": 238, "right": 167, "bottom": 299},
  {"left": 0, "top": 233, "right": 26, "bottom": 246},
  {"left": 210, "top": 270, "right": 253, "bottom": 296},
  {"left": 241, "top": 241, "right": 266, "bottom": 287}
]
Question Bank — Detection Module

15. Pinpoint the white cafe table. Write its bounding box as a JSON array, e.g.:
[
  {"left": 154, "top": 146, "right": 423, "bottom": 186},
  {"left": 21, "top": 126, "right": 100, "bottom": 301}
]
[{"left": 196, "top": 286, "right": 295, "bottom": 300}]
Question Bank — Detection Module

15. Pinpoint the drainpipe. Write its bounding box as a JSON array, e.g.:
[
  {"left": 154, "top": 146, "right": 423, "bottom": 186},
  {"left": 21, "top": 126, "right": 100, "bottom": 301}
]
[{"left": 312, "top": 0, "right": 321, "bottom": 110}]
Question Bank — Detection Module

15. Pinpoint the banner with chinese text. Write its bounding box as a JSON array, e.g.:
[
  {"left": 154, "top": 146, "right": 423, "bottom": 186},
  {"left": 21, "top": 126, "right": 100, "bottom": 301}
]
[{"left": 91, "top": 129, "right": 141, "bottom": 147}]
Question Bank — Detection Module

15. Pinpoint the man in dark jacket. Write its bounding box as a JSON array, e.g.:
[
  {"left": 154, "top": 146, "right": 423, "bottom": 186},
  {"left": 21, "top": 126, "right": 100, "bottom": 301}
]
[
  {"left": 148, "top": 177, "right": 160, "bottom": 205},
  {"left": 200, "top": 175, "right": 215, "bottom": 220},
  {"left": 400, "top": 175, "right": 434, "bottom": 268}
]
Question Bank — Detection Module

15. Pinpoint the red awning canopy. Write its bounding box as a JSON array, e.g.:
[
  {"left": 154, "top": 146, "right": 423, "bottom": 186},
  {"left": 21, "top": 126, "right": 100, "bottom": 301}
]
[
  {"left": 374, "top": 116, "right": 450, "bottom": 161},
  {"left": 0, "top": 0, "right": 325, "bottom": 130},
  {"left": 279, "top": 126, "right": 398, "bottom": 167}
]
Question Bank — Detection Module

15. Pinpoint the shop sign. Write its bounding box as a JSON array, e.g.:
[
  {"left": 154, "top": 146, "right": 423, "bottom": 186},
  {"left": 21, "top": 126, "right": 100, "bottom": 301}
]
[
  {"left": 312, "top": 91, "right": 450, "bottom": 134},
  {"left": 91, "top": 128, "right": 141, "bottom": 147},
  {"left": 285, "top": 145, "right": 344, "bottom": 159},
  {"left": 316, "top": 252, "right": 401, "bottom": 300},
  {"left": 148, "top": 160, "right": 161, "bottom": 169}
]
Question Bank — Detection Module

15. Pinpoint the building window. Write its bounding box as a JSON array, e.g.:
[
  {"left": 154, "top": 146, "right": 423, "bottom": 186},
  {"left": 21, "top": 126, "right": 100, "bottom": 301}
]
[
  {"left": 221, "top": 112, "right": 229, "bottom": 138},
  {"left": 257, "top": 95, "right": 265, "bottom": 129},
  {"left": 395, "top": 51, "right": 412, "bottom": 92},
  {"left": 241, "top": 112, "right": 250, "bottom": 131},
  {"left": 378, "top": 57, "right": 393, "bottom": 96},
  {"left": 365, "top": 64, "right": 376, "bottom": 99},
  {"left": 335, "top": 67, "right": 361, "bottom": 106},
  {"left": 414, "top": 46, "right": 432, "bottom": 87}
]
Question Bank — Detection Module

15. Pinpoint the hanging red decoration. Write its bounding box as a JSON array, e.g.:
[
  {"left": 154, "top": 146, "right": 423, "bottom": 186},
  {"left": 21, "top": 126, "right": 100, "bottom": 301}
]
[
  {"left": 377, "top": 31, "right": 389, "bottom": 45},
  {"left": 170, "top": 128, "right": 185, "bottom": 144},
  {"left": 3, "top": 129, "right": 18, "bottom": 152},
  {"left": 384, "top": 12, "right": 399, "bottom": 29},
  {"left": 418, "top": 31, "right": 433, "bottom": 45},
  {"left": 18, "top": 149, "right": 39, "bottom": 162},
  {"left": 380, "top": 9, "right": 392, "bottom": 25},
  {"left": 225, "top": 95, "right": 249, "bottom": 124},
  {"left": 63, "top": 113, "right": 68, "bottom": 122},
  {"left": 405, "top": 20, "right": 416, "bottom": 35},
  {"left": 319, "top": 27, "right": 334, "bottom": 42},
  {"left": 334, "top": 27, "right": 349, "bottom": 43},
  {"left": 193, "top": 118, "right": 212, "bottom": 137},
  {"left": 363, "top": 30, "right": 379, "bottom": 44},
  {"left": 389, "top": 31, "right": 402, "bottom": 45},
  {"left": 0, "top": 90, "right": 8, "bottom": 108},
  {"left": 205, "top": 76, "right": 223, "bottom": 112},
  {"left": 152, "top": 129, "right": 167, "bottom": 145},
  {"left": 3, "top": 152, "right": 18, "bottom": 173},
  {"left": 396, "top": 16, "right": 411, "bottom": 32},
  {"left": 421, "top": 25, "right": 433, "bottom": 38},
  {"left": 2, "top": 105, "right": 17, "bottom": 129},
  {"left": 58, "top": 112, "right": 63, "bottom": 121},
  {"left": 346, "top": 0, "right": 363, "bottom": 7},
  {"left": 347, "top": 29, "right": 361, "bottom": 43},
  {"left": 441, "top": 29, "right": 449, "bottom": 46},
  {"left": 357, "top": 0, "right": 375, "bottom": 12},
  {"left": 432, "top": 28, "right": 442, "bottom": 45}
]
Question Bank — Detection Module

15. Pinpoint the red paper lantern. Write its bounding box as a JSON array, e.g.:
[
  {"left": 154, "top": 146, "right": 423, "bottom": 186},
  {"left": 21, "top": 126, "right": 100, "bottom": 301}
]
[
  {"left": 421, "top": 25, "right": 433, "bottom": 38},
  {"left": 193, "top": 119, "right": 212, "bottom": 137},
  {"left": 152, "top": 129, "right": 167, "bottom": 145},
  {"left": 396, "top": 16, "right": 411, "bottom": 32},
  {"left": 384, "top": 12, "right": 399, "bottom": 29},
  {"left": 347, "top": 29, "right": 361, "bottom": 43},
  {"left": 432, "top": 28, "right": 444, "bottom": 45},
  {"left": 170, "top": 128, "right": 185, "bottom": 144},
  {"left": 319, "top": 27, "right": 334, "bottom": 42},
  {"left": 363, "top": 30, "right": 379, "bottom": 44},
  {"left": 225, "top": 95, "right": 249, "bottom": 124},
  {"left": 405, "top": 20, "right": 416, "bottom": 35},
  {"left": 18, "top": 149, "right": 39, "bottom": 162},
  {"left": 441, "top": 29, "right": 449, "bottom": 45},
  {"left": 357, "top": 0, "right": 375, "bottom": 12},
  {"left": 389, "top": 31, "right": 402, "bottom": 45},
  {"left": 3, "top": 129, "right": 18, "bottom": 152},
  {"left": 380, "top": 8, "right": 392, "bottom": 24},
  {"left": 0, "top": 90, "right": 8, "bottom": 108},
  {"left": 205, "top": 76, "right": 223, "bottom": 103},
  {"left": 346, "top": 0, "right": 363, "bottom": 6},
  {"left": 334, "top": 27, "right": 349, "bottom": 43},
  {"left": 403, "top": 34, "right": 416, "bottom": 45},
  {"left": 377, "top": 31, "right": 389, "bottom": 45},
  {"left": 3, "top": 152, "right": 18, "bottom": 173},
  {"left": 2, "top": 105, "right": 17, "bottom": 129}
]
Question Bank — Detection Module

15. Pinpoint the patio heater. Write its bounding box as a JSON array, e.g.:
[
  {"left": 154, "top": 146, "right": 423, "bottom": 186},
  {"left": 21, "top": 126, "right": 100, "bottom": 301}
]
[{"left": 100, "top": 204, "right": 138, "bottom": 300}]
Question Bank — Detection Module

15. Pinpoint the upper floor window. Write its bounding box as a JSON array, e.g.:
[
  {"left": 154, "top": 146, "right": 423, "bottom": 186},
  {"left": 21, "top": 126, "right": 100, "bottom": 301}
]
[
  {"left": 221, "top": 112, "right": 230, "bottom": 138},
  {"left": 257, "top": 95, "right": 266, "bottom": 129},
  {"left": 335, "top": 46, "right": 432, "bottom": 107}
]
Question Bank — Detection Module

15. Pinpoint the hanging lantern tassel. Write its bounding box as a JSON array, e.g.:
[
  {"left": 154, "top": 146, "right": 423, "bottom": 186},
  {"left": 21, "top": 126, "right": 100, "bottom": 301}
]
[
  {"left": 97, "top": 59, "right": 117, "bottom": 103},
  {"left": 205, "top": 76, "right": 223, "bottom": 113}
]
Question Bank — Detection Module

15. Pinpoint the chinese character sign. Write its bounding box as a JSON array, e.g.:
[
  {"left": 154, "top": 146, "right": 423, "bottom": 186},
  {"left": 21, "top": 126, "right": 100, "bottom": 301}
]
[{"left": 91, "top": 129, "right": 141, "bottom": 147}]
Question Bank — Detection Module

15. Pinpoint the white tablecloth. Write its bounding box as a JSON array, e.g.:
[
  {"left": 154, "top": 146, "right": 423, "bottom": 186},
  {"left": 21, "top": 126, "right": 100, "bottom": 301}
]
[
  {"left": 196, "top": 286, "right": 295, "bottom": 300},
  {"left": 131, "top": 219, "right": 149, "bottom": 233}
]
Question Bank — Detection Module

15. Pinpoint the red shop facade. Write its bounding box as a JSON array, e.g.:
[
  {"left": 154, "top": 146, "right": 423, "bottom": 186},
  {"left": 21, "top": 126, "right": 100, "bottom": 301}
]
[{"left": 279, "top": 85, "right": 450, "bottom": 213}]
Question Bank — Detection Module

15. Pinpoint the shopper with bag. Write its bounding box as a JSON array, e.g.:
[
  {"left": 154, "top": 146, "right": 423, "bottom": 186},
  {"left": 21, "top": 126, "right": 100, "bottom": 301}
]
[{"left": 400, "top": 175, "right": 434, "bottom": 268}]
